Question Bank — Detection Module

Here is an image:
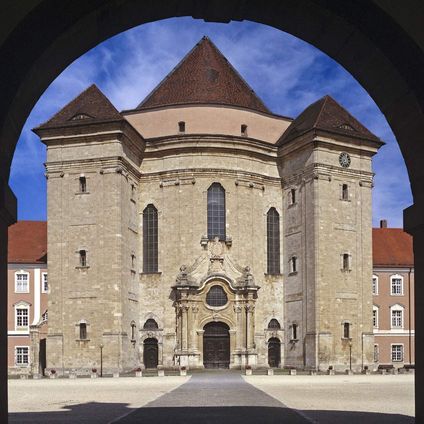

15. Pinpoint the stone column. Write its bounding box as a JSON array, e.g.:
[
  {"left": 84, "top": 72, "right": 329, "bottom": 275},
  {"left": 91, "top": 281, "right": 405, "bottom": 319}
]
[
  {"left": 234, "top": 304, "right": 243, "bottom": 350},
  {"left": 197, "top": 330, "right": 205, "bottom": 366},
  {"left": 190, "top": 306, "right": 199, "bottom": 351},
  {"left": 181, "top": 305, "right": 189, "bottom": 351},
  {"left": 246, "top": 304, "right": 255, "bottom": 351},
  {"left": 30, "top": 325, "right": 40, "bottom": 376}
]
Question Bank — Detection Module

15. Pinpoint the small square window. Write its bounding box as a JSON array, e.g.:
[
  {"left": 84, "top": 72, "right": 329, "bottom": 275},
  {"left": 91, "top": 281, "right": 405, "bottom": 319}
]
[
  {"left": 15, "top": 347, "right": 29, "bottom": 366},
  {"left": 15, "top": 273, "right": 29, "bottom": 293},
  {"left": 178, "top": 121, "right": 185, "bottom": 133},
  {"left": 391, "top": 345, "right": 403, "bottom": 362},
  {"left": 241, "top": 124, "right": 248, "bottom": 136}
]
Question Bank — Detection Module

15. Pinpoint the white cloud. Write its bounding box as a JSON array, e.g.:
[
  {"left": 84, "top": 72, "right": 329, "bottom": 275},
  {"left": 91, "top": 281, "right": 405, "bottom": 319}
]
[{"left": 10, "top": 17, "right": 412, "bottom": 226}]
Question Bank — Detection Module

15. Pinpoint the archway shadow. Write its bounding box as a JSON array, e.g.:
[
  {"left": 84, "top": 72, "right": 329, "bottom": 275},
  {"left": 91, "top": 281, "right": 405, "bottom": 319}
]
[{"left": 9, "top": 403, "right": 415, "bottom": 424}]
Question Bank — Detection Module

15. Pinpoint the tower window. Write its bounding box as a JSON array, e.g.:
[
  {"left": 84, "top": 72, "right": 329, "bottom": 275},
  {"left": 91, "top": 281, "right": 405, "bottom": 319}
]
[
  {"left": 178, "top": 121, "right": 185, "bottom": 133},
  {"left": 241, "top": 124, "right": 248, "bottom": 136},
  {"left": 131, "top": 254, "right": 136, "bottom": 269},
  {"left": 291, "top": 323, "right": 298, "bottom": 340},
  {"left": 289, "top": 256, "right": 297, "bottom": 274},
  {"left": 79, "top": 176, "right": 87, "bottom": 193},
  {"left": 79, "top": 323, "right": 87, "bottom": 340},
  {"left": 131, "top": 322, "right": 136, "bottom": 341},
  {"left": 341, "top": 184, "right": 349, "bottom": 201},
  {"left": 341, "top": 253, "right": 351, "bottom": 271},
  {"left": 79, "top": 250, "right": 87, "bottom": 267},
  {"left": 143, "top": 204, "right": 158, "bottom": 273},
  {"left": 207, "top": 183, "right": 226, "bottom": 240},
  {"left": 267, "top": 208, "right": 280, "bottom": 274},
  {"left": 343, "top": 322, "right": 350, "bottom": 339}
]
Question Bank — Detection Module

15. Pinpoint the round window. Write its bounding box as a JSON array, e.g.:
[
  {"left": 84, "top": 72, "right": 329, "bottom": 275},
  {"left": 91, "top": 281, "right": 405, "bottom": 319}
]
[{"left": 206, "top": 285, "right": 228, "bottom": 307}]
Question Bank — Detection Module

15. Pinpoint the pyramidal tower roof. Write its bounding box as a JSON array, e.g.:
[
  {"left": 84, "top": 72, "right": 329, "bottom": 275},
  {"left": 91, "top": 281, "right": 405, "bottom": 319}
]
[
  {"left": 278, "top": 95, "right": 381, "bottom": 145},
  {"left": 136, "top": 36, "right": 270, "bottom": 113},
  {"left": 35, "top": 84, "right": 123, "bottom": 130}
]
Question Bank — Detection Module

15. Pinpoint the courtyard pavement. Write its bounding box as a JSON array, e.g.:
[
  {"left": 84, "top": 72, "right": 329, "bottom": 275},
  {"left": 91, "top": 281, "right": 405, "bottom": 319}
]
[{"left": 9, "top": 371, "right": 414, "bottom": 423}]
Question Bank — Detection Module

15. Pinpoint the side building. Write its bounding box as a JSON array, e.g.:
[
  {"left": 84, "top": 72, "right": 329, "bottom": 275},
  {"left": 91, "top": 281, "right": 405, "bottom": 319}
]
[
  {"left": 7, "top": 221, "right": 48, "bottom": 375},
  {"left": 372, "top": 220, "right": 415, "bottom": 368}
]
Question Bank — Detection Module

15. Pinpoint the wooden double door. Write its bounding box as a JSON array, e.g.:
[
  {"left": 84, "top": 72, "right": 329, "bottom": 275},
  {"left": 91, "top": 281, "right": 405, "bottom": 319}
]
[{"left": 203, "top": 322, "right": 230, "bottom": 369}]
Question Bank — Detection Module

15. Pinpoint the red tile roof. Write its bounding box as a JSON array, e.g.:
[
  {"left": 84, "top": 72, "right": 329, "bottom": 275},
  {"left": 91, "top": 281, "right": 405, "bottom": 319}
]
[
  {"left": 136, "top": 36, "right": 270, "bottom": 113},
  {"left": 373, "top": 228, "right": 413, "bottom": 267},
  {"left": 8, "top": 221, "right": 47, "bottom": 264},
  {"left": 34, "top": 84, "right": 123, "bottom": 130},
  {"left": 277, "top": 95, "right": 381, "bottom": 145}
]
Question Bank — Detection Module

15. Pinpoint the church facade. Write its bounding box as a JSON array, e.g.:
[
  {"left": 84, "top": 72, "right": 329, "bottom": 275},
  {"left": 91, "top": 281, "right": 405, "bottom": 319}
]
[{"left": 34, "top": 37, "right": 383, "bottom": 374}]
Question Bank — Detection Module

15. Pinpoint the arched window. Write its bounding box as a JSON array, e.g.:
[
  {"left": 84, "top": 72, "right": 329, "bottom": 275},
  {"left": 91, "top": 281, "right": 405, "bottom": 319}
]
[
  {"left": 143, "top": 319, "right": 159, "bottom": 330},
  {"left": 206, "top": 285, "right": 228, "bottom": 307},
  {"left": 268, "top": 319, "right": 281, "bottom": 330},
  {"left": 267, "top": 208, "right": 280, "bottom": 274},
  {"left": 143, "top": 204, "right": 158, "bottom": 273},
  {"left": 207, "top": 183, "right": 225, "bottom": 240}
]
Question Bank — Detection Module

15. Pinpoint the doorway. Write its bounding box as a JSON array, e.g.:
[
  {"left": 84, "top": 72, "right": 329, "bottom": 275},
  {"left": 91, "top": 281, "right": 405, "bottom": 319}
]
[
  {"left": 268, "top": 337, "right": 281, "bottom": 368},
  {"left": 143, "top": 338, "right": 158, "bottom": 369},
  {"left": 203, "top": 322, "right": 230, "bottom": 369}
]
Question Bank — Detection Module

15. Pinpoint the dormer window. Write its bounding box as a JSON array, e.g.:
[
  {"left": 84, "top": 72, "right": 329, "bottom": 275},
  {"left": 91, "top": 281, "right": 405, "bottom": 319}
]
[
  {"left": 241, "top": 124, "right": 248, "bottom": 136},
  {"left": 178, "top": 121, "right": 185, "bottom": 133},
  {"left": 79, "top": 176, "right": 87, "bottom": 193},
  {"left": 339, "top": 123, "right": 354, "bottom": 131},
  {"left": 71, "top": 113, "right": 91, "bottom": 121}
]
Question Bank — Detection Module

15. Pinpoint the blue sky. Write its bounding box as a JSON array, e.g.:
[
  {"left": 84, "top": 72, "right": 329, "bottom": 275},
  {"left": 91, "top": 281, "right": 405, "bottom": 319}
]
[{"left": 10, "top": 17, "right": 412, "bottom": 227}]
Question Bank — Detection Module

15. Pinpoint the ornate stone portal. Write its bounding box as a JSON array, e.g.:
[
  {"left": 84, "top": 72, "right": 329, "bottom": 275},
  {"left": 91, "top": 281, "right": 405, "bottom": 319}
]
[{"left": 173, "top": 238, "right": 259, "bottom": 368}]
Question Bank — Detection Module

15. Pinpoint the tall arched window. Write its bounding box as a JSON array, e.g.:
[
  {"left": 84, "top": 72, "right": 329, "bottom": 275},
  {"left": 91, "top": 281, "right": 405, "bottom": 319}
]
[
  {"left": 143, "top": 204, "right": 158, "bottom": 273},
  {"left": 207, "top": 183, "right": 226, "bottom": 240},
  {"left": 267, "top": 208, "right": 280, "bottom": 274}
]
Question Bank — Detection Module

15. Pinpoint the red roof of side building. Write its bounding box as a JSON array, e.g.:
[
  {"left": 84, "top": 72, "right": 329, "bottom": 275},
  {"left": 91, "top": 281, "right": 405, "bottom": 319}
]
[
  {"left": 373, "top": 228, "right": 414, "bottom": 267},
  {"left": 8, "top": 221, "right": 47, "bottom": 264}
]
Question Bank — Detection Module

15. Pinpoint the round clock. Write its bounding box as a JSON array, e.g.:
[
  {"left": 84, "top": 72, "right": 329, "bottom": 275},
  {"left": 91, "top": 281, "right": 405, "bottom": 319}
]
[{"left": 339, "top": 152, "right": 351, "bottom": 168}]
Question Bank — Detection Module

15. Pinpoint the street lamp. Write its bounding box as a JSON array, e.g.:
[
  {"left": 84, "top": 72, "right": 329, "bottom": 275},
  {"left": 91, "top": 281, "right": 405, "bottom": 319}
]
[{"left": 100, "top": 344, "right": 104, "bottom": 377}]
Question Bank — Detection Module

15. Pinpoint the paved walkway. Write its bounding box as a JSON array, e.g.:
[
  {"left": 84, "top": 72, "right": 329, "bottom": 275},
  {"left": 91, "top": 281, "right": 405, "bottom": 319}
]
[{"left": 115, "top": 371, "right": 308, "bottom": 423}]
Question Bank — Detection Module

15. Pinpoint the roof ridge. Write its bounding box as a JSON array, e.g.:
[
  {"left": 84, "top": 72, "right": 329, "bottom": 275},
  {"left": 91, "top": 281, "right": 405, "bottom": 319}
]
[{"left": 136, "top": 36, "right": 270, "bottom": 113}]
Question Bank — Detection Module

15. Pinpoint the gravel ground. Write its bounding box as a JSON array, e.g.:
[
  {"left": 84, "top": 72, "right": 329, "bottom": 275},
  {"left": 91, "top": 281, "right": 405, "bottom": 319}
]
[
  {"left": 8, "top": 376, "right": 189, "bottom": 423},
  {"left": 244, "top": 373, "right": 415, "bottom": 423},
  {"left": 8, "top": 372, "right": 415, "bottom": 423}
]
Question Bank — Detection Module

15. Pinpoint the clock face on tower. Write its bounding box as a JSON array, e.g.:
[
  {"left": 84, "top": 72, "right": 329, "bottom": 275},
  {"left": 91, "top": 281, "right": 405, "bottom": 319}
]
[{"left": 339, "top": 152, "right": 351, "bottom": 168}]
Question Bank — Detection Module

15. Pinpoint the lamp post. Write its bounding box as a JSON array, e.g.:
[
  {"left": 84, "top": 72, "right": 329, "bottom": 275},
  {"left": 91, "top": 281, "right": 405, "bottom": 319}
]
[
  {"left": 349, "top": 340, "right": 352, "bottom": 372},
  {"left": 100, "top": 344, "right": 104, "bottom": 377}
]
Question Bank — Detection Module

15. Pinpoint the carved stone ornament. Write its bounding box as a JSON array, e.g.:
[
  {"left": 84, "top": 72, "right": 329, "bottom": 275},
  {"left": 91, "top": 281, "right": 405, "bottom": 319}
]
[
  {"left": 236, "top": 266, "right": 256, "bottom": 287},
  {"left": 210, "top": 237, "right": 224, "bottom": 257}
]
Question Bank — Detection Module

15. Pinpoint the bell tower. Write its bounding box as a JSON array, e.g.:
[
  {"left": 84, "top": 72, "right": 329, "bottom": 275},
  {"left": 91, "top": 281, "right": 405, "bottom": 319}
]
[{"left": 277, "top": 96, "right": 383, "bottom": 371}]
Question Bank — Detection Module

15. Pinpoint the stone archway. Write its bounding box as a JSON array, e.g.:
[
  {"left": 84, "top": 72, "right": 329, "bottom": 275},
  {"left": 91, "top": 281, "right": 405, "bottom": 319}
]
[{"left": 1, "top": 2, "right": 423, "bottom": 421}]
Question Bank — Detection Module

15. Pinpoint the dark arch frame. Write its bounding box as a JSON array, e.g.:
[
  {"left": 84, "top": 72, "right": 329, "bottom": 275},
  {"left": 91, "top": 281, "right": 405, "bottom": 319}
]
[{"left": 0, "top": 2, "right": 423, "bottom": 420}]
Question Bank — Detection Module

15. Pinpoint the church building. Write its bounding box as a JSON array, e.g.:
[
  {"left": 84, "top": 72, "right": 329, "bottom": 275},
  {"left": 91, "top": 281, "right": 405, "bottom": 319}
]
[{"left": 33, "top": 37, "right": 383, "bottom": 374}]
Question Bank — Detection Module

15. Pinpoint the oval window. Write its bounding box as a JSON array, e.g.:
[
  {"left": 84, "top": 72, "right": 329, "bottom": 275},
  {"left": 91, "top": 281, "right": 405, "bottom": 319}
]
[{"left": 206, "top": 285, "right": 228, "bottom": 307}]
